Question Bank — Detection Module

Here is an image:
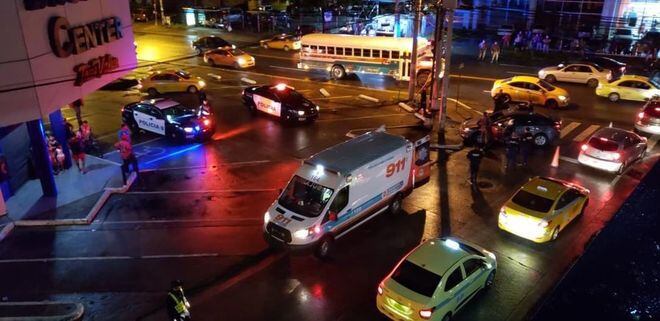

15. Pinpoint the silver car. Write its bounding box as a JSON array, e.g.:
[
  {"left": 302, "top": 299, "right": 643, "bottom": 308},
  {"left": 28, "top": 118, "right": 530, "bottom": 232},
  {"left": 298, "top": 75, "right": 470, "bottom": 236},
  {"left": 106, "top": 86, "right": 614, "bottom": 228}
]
[
  {"left": 578, "top": 127, "right": 647, "bottom": 174},
  {"left": 635, "top": 99, "right": 660, "bottom": 135}
]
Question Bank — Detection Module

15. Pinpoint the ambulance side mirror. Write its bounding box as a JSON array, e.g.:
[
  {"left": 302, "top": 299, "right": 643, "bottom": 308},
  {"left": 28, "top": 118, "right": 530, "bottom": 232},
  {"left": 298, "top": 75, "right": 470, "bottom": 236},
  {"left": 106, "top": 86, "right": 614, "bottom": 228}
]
[{"left": 328, "top": 211, "right": 338, "bottom": 221}]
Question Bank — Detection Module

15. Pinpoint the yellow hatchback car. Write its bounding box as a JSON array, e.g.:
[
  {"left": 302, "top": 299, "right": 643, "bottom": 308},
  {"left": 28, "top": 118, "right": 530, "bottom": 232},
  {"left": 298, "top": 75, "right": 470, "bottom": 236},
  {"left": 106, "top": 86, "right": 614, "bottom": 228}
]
[
  {"left": 595, "top": 75, "right": 660, "bottom": 102},
  {"left": 260, "top": 34, "right": 301, "bottom": 51},
  {"left": 491, "top": 76, "right": 570, "bottom": 109},
  {"left": 138, "top": 70, "right": 206, "bottom": 96},
  {"left": 498, "top": 176, "right": 589, "bottom": 243},
  {"left": 377, "top": 238, "right": 497, "bottom": 321}
]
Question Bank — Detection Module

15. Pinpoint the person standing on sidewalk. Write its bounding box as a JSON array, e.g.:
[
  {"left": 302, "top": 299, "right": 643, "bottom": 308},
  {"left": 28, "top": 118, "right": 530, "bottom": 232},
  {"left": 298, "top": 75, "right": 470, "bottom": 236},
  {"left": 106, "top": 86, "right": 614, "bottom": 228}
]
[
  {"left": 114, "top": 134, "right": 138, "bottom": 185},
  {"left": 70, "top": 99, "right": 84, "bottom": 127},
  {"left": 167, "top": 280, "right": 191, "bottom": 321},
  {"left": 542, "top": 35, "right": 551, "bottom": 53},
  {"left": 491, "top": 41, "right": 501, "bottom": 63},
  {"left": 117, "top": 123, "right": 131, "bottom": 143},
  {"left": 519, "top": 127, "right": 534, "bottom": 166},
  {"left": 467, "top": 148, "right": 484, "bottom": 188},
  {"left": 69, "top": 130, "right": 86, "bottom": 174},
  {"left": 478, "top": 39, "right": 488, "bottom": 61}
]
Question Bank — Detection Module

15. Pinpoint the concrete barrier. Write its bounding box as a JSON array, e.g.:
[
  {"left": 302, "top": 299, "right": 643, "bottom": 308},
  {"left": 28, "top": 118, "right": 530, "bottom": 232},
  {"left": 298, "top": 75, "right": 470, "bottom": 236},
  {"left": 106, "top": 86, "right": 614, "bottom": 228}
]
[
  {"left": 319, "top": 88, "right": 330, "bottom": 97},
  {"left": 398, "top": 102, "right": 415, "bottom": 113},
  {"left": 358, "top": 94, "right": 379, "bottom": 103},
  {"left": 241, "top": 77, "right": 257, "bottom": 84}
]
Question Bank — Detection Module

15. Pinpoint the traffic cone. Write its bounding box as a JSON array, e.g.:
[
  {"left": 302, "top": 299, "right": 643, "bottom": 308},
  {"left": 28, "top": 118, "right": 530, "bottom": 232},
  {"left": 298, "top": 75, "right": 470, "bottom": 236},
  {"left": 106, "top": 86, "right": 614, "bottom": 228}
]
[{"left": 550, "top": 146, "right": 560, "bottom": 168}]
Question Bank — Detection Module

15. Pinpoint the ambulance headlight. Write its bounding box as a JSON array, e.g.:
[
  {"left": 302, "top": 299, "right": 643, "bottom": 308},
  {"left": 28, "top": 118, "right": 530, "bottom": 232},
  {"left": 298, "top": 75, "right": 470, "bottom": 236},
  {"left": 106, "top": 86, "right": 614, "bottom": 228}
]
[
  {"left": 297, "top": 110, "right": 305, "bottom": 116},
  {"left": 184, "top": 127, "right": 194, "bottom": 133},
  {"left": 293, "top": 229, "right": 310, "bottom": 239},
  {"left": 264, "top": 212, "right": 270, "bottom": 224}
]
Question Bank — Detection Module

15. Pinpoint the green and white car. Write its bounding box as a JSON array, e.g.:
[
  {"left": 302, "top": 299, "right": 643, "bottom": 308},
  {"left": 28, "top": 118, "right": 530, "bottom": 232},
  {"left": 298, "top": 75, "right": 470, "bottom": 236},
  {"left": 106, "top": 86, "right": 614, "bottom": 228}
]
[{"left": 377, "top": 238, "right": 497, "bottom": 321}]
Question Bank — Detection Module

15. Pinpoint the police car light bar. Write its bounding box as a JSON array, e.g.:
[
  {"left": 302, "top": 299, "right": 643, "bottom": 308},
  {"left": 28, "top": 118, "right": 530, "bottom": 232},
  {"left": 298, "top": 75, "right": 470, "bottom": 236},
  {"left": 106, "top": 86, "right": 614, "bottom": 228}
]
[{"left": 444, "top": 239, "right": 460, "bottom": 250}]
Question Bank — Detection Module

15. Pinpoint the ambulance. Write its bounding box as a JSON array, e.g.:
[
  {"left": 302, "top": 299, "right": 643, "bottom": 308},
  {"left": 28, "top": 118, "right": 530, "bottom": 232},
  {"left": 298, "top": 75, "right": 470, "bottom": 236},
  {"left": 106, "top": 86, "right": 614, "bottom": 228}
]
[{"left": 264, "top": 127, "right": 432, "bottom": 258}]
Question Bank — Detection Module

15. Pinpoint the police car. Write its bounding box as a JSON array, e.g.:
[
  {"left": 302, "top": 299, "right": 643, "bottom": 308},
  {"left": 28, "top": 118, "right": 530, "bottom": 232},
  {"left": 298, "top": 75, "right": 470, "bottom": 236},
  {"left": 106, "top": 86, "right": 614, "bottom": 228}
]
[
  {"left": 241, "top": 83, "right": 319, "bottom": 123},
  {"left": 121, "top": 98, "right": 215, "bottom": 141}
]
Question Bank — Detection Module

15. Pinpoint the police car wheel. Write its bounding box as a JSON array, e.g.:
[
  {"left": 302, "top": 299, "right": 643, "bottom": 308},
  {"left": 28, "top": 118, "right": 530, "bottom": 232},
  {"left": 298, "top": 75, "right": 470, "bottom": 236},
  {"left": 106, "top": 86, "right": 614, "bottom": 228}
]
[
  {"left": 484, "top": 270, "right": 495, "bottom": 290},
  {"left": 390, "top": 194, "right": 403, "bottom": 215},
  {"left": 315, "top": 236, "right": 334, "bottom": 259},
  {"left": 533, "top": 134, "right": 548, "bottom": 147}
]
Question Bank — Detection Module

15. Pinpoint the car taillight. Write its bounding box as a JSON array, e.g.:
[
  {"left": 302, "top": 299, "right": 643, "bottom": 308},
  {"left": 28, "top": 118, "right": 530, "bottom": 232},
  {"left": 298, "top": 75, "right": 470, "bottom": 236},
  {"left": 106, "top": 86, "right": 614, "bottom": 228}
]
[
  {"left": 612, "top": 152, "right": 620, "bottom": 160},
  {"left": 377, "top": 284, "right": 383, "bottom": 295},
  {"left": 581, "top": 144, "right": 588, "bottom": 151},
  {"left": 419, "top": 308, "right": 434, "bottom": 319},
  {"left": 638, "top": 112, "right": 645, "bottom": 119},
  {"left": 203, "top": 118, "right": 211, "bottom": 127},
  {"left": 121, "top": 106, "right": 124, "bottom": 113}
]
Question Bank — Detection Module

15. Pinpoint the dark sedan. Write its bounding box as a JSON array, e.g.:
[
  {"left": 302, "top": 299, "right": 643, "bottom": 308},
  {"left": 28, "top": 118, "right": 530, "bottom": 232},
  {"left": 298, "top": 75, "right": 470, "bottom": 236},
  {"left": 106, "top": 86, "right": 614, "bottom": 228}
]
[
  {"left": 122, "top": 98, "right": 215, "bottom": 141},
  {"left": 241, "top": 84, "right": 319, "bottom": 123},
  {"left": 460, "top": 111, "right": 561, "bottom": 147},
  {"left": 192, "top": 36, "right": 233, "bottom": 55}
]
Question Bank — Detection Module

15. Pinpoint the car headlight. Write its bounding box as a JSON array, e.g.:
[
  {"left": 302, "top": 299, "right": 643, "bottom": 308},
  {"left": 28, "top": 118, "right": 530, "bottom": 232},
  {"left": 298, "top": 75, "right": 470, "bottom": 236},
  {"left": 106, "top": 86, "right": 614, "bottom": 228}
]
[
  {"left": 237, "top": 58, "right": 246, "bottom": 65},
  {"left": 498, "top": 208, "right": 507, "bottom": 220},
  {"left": 316, "top": 105, "right": 320, "bottom": 111},
  {"left": 293, "top": 229, "right": 310, "bottom": 239},
  {"left": 198, "top": 80, "right": 206, "bottom": 87},
  {"left": 297, "top": 110, "right": 305, "bottom": 116},
  {"left": 558, "top": 95, "right": 567, "bottom": 101},
  {"left": 264, "top": 212, "right": 270, "bottom": 224},
  {"left": 184, "top": 127, "right": 193, "bottom": 133}
]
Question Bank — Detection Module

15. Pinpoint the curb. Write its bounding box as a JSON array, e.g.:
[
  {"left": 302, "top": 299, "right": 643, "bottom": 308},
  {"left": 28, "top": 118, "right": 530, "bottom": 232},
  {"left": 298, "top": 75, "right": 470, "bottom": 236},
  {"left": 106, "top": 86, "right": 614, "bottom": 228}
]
[
  {"left": 0, "top": 172, "right": 137, "bottom": 242},
  {"left": 0, "top": 301, "right": 84, "bottom": 321}
]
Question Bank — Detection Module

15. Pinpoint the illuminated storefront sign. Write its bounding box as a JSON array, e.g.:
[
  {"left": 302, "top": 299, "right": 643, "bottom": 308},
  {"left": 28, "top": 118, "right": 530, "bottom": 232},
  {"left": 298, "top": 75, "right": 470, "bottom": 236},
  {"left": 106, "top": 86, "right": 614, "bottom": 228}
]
[
  {"left": 24, "top": 0, "right": 89, "bottom": 11},
  {"left": 48, "top": 16, "right": 123, "bottom": 58},
  {"left": 73, "top": 54, "right": 119, "bottom": 86}
]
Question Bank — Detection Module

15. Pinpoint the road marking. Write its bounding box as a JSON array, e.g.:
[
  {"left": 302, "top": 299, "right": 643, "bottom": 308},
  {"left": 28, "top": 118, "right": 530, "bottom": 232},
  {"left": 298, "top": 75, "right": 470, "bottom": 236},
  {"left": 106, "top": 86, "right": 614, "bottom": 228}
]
[
  {"left": 269, "top": 65, "right": 307, "bottom": 72},
  {"left": 506, "top": 71, "right": 538, "bottom": 76},
  {"left": 449, "top": 74, "right": 496, "bottom": 82},
  {"left": 447, "top": 98, "right": 483, "bottom": 115},
  {"left": 559, "top": 156, "right": 579, "bottom": 164},
  {"left": 573, "top": 124, "right": 600, "bottom": 142},
  {"left": 143, "top": 144, "right": 203, "bottom": 165},
  {"left": 317, "top": 113, "right": 408, "bottom": 122},
  {"left": 560, "top": 122, "right": 582, "bottom": 138},
  {"left": 0, "top": 253, "right": 219, "bottom": 263},
  {"left": 647, "top": 135, "right": 659, "bottom": 150},
  {"left": 482, "top": 90, "right": 491, "bottom": 93},
  {"left": 312, "top": 95, "right": 354, "bottom": 101}
]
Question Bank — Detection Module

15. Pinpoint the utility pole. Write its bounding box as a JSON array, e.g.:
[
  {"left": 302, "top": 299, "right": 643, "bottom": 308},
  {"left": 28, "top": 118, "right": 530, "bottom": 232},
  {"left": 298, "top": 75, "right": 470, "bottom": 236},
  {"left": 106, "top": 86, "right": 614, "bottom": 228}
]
[
  {"left": 159, "top": 0, "right": 165, "bottom": 26},
  {"left": 407, "top": 0, "right": 422, "bottom": 102},
  {"left": 438, "top": 0, "right": 455, "bottom": 131},
  {"left": 153, "top": 0, "right": 158, "bottom": 26},
  {"left": 430, "top": 0, "right": 456, "bottom": 134}
]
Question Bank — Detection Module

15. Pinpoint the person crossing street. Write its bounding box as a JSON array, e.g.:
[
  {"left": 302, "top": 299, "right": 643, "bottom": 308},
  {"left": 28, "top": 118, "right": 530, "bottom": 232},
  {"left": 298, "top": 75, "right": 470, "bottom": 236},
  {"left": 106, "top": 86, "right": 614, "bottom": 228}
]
[
  {"left": 114, "top": 133, "right": 138, "bottom": 185},
  {"left": 467, "top": 148, "right": 484, "bottom": 188},
  {"left": 167, "top": 280, "right": 191, "bottom": 321}
]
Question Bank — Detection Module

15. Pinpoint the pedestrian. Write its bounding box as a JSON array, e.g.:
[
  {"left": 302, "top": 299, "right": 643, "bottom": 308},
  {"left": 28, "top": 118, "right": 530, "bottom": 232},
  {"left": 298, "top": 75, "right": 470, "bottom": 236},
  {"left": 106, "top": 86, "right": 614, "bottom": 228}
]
[
  {"left": 519, "top": 127, "right": 534, "bottom": 166},
  {"left": 491, "top": 41, "right": 501, "bottom": 63},
  {"left": 477, "top": 111, "right": 492, "bottom": 148},
  {"left": 466, "top": 148, "right": 484, "bottom": 188},
  {"left": 493, "top": 89, "right": 510, "bottom": 112},
  {"left": 69, "top": 130, "right": 86, "bottom": 174},
  {"left": 118, "top": 123, "right": 131, "bottom": 143},
  {"left": 70, "top": 99, "right": 83, "bottom": 126},
  {"left": 502, "top": 33, "right": 511, "bottom": 48},
  {"left": 542, "top": 35, "right": 551, "bottom": 53},
  {"left": 478, "top": 39, "right": 488, "bottom": 61},
  {"left": 513, "top": 32, "right": 523, "bottom": 52},
  {"left": 504, "top": 129, "right": 519, "bottom": 170},
  {"left": 114, "top": 134, "right": 138, "bottom": 185},
  {"left": 167, "top": 280, "right": 191, "bottom": 321}
]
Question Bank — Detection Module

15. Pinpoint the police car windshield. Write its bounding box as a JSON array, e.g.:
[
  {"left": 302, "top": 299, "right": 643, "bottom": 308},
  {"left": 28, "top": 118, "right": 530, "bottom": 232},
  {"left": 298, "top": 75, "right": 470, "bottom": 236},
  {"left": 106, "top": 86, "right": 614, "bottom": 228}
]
[
  {"left": 278, "top": 175, "right": 333, "bottom": 218},
  {"left": 161, "top": 106, "right": 192, "bottom": 119},
  {"left": 512, "top": 190, "right": 555, "bottom": 213},
  {"left": 273, "top": 89, "right": 305, "bottom": 106},
  {"left": 391, "top": 260, "right": 442, "bottom": 298}
]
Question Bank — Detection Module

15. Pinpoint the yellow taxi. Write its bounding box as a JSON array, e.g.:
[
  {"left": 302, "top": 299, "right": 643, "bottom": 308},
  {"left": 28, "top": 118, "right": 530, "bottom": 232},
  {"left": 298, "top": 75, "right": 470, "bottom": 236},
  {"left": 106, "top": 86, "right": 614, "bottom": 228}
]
[
  {"left": 498, "top": 177, "right": 589, "bottom": 243},
  {"left": 260, "top": 34, "right": 301, "bottom": 51},
  {"left": 377, "top": 238, "right": 497, "bottom": 321},
  {"left": 595, "top": 75, "right": 660, "bottom": 102},
  {"left": 491, "top": 76, "right": 570, "bottom": 109},
  {"left": 138, "top": 70, "right": 206, "bottom": 96},
  {"left": 203, "top": 48, "right": 255, "bottom": 69}
]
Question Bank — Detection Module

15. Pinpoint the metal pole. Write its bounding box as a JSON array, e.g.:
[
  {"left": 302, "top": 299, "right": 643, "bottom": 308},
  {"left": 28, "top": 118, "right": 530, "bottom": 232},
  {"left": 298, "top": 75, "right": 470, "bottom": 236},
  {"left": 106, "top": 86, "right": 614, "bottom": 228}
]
[
  {"left": 430, "top": 4, "right": 445, "bottom": 115},
  {"left": 439, "top": 0, "right": 456, "bottom": 131},
  {"left": 407, "top": 0, "right": 422, "bottom": 101},
  {"left": 153, "top": 0, "right": 158, "bottom": 25},
  {"left": 159, "top": 0, "right": 165, "bottom": 26},
  {"left": 394, "top": 0, "right": 400, "bottom": 37}
]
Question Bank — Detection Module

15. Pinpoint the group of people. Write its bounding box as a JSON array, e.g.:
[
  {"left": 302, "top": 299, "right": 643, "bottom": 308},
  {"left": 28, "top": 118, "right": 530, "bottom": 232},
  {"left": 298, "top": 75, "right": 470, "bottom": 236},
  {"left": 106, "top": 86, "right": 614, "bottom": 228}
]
[
  {"left": 477, "top": 39, "right": 501, "bottom": 63},
  {"left": 46, "top": 118, "right": 94, "bottom": 175},
  {"left": 511, "top": 31, "right": 552, "bottom": 53}
]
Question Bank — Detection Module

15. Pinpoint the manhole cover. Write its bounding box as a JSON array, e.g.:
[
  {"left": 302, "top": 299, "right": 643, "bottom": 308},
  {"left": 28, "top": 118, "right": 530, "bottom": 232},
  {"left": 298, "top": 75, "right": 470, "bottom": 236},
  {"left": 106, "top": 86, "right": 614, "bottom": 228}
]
[{"left": 477, "top": 181, "right": 494, "bottom": 189}]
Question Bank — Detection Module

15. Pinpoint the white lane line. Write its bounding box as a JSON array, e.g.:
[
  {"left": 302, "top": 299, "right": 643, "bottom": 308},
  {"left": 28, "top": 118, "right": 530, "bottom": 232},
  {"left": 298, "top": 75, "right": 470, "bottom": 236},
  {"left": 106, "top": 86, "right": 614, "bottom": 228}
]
[
  {"left": 560, "top": 122, "right": 582, "bottom": 138},
  {"left": 269, "top": 65, "right": 307, "bottom": 72},
  {"left": 506, "top": 71, "right": 538, "bottom": 76},
  {"left": 125, "top": 188, "right": 279, "bottom": 194},
  {"left": 0, "top": 253, "right": 218, "bottom": 263},
  {"left": 573, "top": 124, "right": 601, "bottom": 142},
  {"left": 311, "top": 95, "right": 354, "bottom": 101},
  {"left": 647, "top": 135, "right": 659, "bottom": 150},
  {"left": 482, "top": 90, "right": 491, "bottom": 93},
  {"left": 317, "top": 113, "right": 408, "bottom": 122},
  {"left": 447, "top": 97, "right": 483, "bottom": 115},
  {"left": 559, "top": 156, "right": 579, "bottom": 164}
]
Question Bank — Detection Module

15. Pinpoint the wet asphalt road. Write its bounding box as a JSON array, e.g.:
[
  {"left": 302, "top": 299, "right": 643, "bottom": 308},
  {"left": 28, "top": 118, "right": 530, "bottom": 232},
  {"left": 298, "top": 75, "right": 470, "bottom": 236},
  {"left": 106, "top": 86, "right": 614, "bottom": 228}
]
[{"left": 0, "top": 26, "right": 659, "bottom": 321}]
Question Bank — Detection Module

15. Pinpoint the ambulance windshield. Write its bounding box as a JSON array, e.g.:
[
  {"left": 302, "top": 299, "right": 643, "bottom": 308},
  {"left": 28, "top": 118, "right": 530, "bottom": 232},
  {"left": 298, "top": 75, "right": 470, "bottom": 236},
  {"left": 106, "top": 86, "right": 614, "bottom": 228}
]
[{"left": 278, "top": 175, "right": 334, "bottom": 217}]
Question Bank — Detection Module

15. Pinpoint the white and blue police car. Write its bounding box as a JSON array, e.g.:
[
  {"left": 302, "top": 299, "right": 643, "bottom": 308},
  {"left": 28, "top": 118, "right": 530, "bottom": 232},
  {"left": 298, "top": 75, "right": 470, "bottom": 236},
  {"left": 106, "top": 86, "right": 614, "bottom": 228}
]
[{"left": 241, "top": 83, "right": 319, "bottom": 123}]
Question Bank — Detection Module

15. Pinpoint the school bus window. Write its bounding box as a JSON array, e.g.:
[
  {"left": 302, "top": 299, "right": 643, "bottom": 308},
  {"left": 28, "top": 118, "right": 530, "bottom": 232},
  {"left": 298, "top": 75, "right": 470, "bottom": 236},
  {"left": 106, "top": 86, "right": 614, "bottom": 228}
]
[
  {"left": 336, "top": 47, "right": 344, "bottom": 55},
  {"left": 372, "top": 50, "right": 380, "bottom": 58},
  {"left": 345, "top": 48, "right": 352, "bottom": 55},
  {"left": 354, "top": 48, "right": 362, "bottom": 56},
  {"left": 302, "top": 45, "right": 310, "bottom": 51},
  {"left": 392, "top": 51, "right": 400, "bottom": 59},
  {"left": 318, "top": 46, "right": 326, "bottom": 53},
  {"left": 363, "top": 49, "right": 371, "bottom": 57},
  {"left": 328, "top": 47, "right": 335, "bottom": 54},
  {"left": 382, "top": 50, "right": 390, "bottom": 58},
  {"left": 311, "top": 45, "right": 317, "bottom": 51}
]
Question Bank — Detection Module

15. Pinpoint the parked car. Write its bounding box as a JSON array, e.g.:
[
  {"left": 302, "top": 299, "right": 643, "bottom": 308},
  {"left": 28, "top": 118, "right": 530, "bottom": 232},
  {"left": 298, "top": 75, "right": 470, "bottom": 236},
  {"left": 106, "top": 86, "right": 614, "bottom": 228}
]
[
  {"left": 578, "top": 127, "right": 647, "bottom": 174},
  {"left": 491, "top": 76, "right": 570, "bottom": 109},
  {"left": 192, "top": 36, "right": 233, "bottom": 55},
  {"left": 138, "top": 70, "right": 206, "bottom": 96},
  {"left": 203, "top": 48, "right": 255, "bottom": 68},
  {"left": 596, "top": 75, "right": 660, "bottom": 102},
  {"left": 538, "top": 63, "right": 612, "bottom": 88},
  {"left": 635, "top": 99, "right": 660, "bottom": 135},
  {"left": 460, "top": 111, "right": 561, "bottom": 147},
  {"left": 132, "top": 9, "right": 150, "bottom": 22}
]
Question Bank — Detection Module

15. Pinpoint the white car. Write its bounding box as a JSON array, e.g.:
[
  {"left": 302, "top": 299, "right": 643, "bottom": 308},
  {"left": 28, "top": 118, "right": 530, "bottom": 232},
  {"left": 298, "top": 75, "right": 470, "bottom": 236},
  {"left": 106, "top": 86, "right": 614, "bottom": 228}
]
[
  {"left": 635, "top": 99, "right": 660, "bottom": 135},
  {"left": 538, "top": 63, "right": 612, "bottom": 88},
  {"left": 578, "top": 127, "right": 647, "bottom": 174}
]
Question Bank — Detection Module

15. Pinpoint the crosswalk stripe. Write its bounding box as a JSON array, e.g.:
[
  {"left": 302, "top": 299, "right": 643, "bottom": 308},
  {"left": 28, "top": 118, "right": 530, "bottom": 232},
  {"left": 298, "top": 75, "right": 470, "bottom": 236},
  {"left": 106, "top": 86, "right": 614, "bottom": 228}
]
[
  {"left": 573, "top": 124, "right": 601, "bottom": 142},
  {"left": 560, "top": 122, "right": 581, "bottom": 138}
]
